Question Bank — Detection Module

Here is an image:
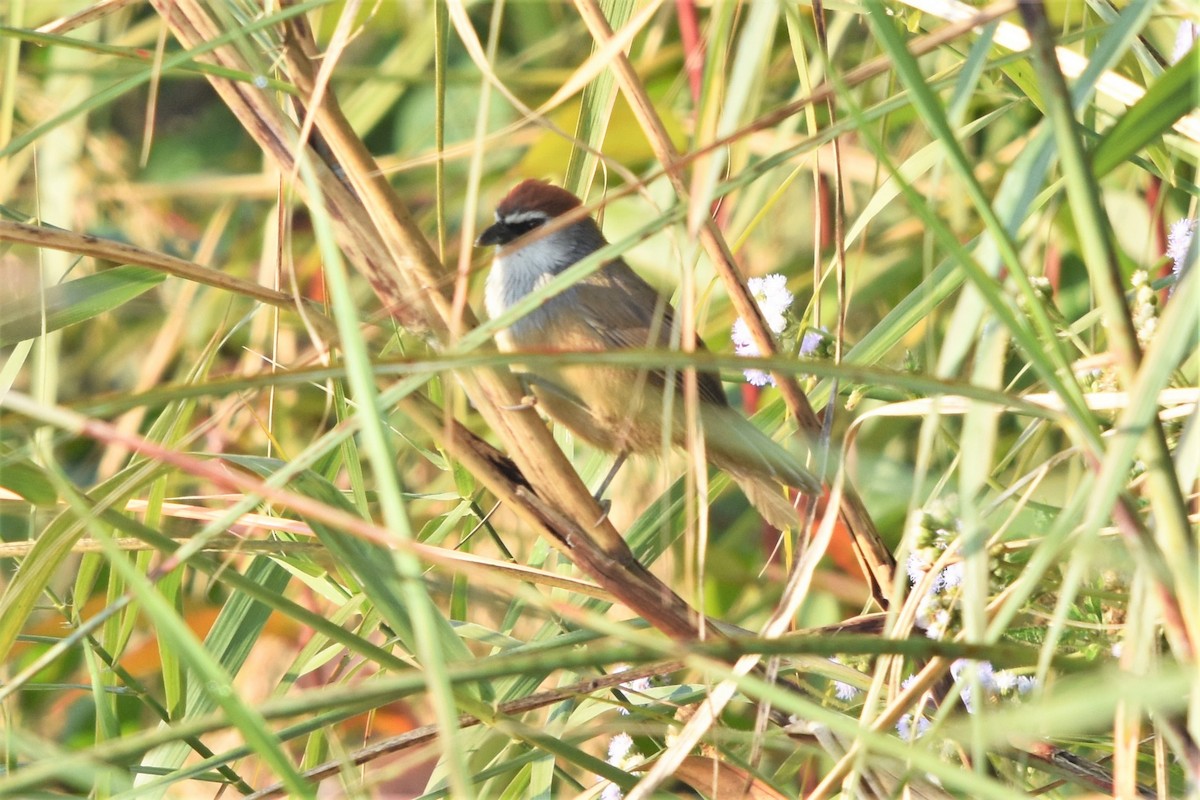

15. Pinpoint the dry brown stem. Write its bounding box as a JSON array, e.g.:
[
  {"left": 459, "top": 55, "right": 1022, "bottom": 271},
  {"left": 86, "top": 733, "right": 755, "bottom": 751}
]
[{"left": 147, "top": 0, "right": 705, "bottom": 640}]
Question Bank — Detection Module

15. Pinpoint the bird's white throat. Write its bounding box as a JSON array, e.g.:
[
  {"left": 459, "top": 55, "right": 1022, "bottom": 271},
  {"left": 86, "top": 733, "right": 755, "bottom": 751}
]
[{"left": 484, "top": 236, "right": 568, "bottom": 341}]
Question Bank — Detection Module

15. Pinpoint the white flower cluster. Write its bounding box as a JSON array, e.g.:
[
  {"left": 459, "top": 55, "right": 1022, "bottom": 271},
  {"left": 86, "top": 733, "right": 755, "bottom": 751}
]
[
  {"left": 896, "top": 711, "right": 932, "bottom": 740},
  {"left": 732, "top": 274, "right": 793, "bottom": 387},
  {"left": 828, "top": 657, "right": 862, "bottom": 702},
  {"left": 800, "top": 328, "right": 828, "bottom": 357},
  {"left": 905, "top": 504, "right": 965, "bottom": 640},
  {"left": 600, "top": 733, "right": 641, "bottom": 800},
  {"left": 1167, "top": 217, "right": 1196, "bottom": 294},
  {"left": 597, "top": 667, "right": 652, "bottom": 799},
  {"left": 896, "top": 660, "right": 1037, "bottom": 740},
  {"left": 895, "top": 672, "right": 934, "bottom": 740},
  {"left": 949, "top": 659, "right": 1037, "bottom": 712}
]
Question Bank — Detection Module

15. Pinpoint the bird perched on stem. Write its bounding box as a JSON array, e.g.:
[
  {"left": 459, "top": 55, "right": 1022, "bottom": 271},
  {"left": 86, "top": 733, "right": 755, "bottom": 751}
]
[{"left": 476, "top": 179, "right": 820, "bottom": 529}]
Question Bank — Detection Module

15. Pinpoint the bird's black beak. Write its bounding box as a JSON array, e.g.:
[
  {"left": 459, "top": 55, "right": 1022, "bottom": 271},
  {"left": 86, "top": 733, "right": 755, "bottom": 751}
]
[{"left": 476, "top": 221, "right": 513, "bottom": 247}]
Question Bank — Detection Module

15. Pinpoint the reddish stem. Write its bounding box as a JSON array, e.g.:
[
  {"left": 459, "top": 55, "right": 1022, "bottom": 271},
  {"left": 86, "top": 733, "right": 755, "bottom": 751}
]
[
  {"left": 676, "top": 0, "right": 704, "bottom": 105},
  {"left": 1147, "top": 176, "right": 1171, "bottom": 303}
]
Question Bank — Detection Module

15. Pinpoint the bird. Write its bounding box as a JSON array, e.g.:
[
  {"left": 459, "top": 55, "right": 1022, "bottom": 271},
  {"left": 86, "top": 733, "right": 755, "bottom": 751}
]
[{"left": 476, "top": 179, "right": 820, "bottom": 530}]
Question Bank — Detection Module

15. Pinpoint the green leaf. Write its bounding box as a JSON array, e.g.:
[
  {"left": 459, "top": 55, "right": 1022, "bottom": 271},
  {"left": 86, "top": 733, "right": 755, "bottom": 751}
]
[
  {"left": 563, "top": 0, "right": 634, "bottom": 196},
  {"left": 0, "top": 265, "right": 164, "bottom": 346},
  {"left": 1092, "top": 45, "right": 1199, "bottom": 178},
  {"left": 0, "top": 459, "right": 58, "bottom": 505}
]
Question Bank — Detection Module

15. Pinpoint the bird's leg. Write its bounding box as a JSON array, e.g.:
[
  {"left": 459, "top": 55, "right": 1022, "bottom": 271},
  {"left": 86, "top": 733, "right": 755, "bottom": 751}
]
[
  {"left": 591, "top": 453, "right": 628, "bottom": 521},
  {"left": 499, "top": 395, "right": 537, "bottom": 411},
  {"left": 499, "top": 375, "right": 538, "bottom": 411}
]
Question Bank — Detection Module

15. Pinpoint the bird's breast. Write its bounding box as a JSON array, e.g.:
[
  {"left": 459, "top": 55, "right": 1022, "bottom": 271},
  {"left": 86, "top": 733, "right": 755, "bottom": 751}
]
[{"left": 485, "top": 248, "right": 572, "bottom": 349}]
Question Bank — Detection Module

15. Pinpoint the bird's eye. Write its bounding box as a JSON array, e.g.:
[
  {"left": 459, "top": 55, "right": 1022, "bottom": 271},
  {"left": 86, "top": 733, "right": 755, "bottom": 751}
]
[{"left": 506, "top": 218, "right": 545, "bottom": 236}]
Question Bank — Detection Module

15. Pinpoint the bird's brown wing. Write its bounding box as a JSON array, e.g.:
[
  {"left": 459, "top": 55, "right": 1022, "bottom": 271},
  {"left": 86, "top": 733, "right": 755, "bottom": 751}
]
[{"left": 574, "top": 259, "right": 728, "bottom": 407}]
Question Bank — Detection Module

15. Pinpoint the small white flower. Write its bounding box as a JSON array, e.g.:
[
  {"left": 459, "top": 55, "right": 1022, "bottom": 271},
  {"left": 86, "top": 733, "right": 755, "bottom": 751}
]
[
  {"left": 828, "top": 658, "right": 862, "bottom": 701},
  {"left": 906, "top": 550, "right": 935, "bottom": 584},
  {"left": 731, "top": 318, "right": 754, "bottom": 351},
  {"left": 992, "top": 670, "right": 1018, "bottom": 693},
  {"left": 834, "top": 680, "right": 860, "bottom": 701},
  {"left": 614, "top": 666, "right": 651, "bottom": 695},
  {"left": 732, "top": 273, "right": 793, "bottom": 387},
  {"left": 960, "top": 684, "right": 976, "bottom": 713},
  {"left": 600, "top": 732, "right": 641, "bottom": 800},
  {"left": 955, "top": 662, "right": 993, "bottom": 695},
  {"left": 923, "top": 608, "right": 952, "bottom": 640},
  {"left": 623, "top": 676, "right": 651, "bottom": 693},
  {"left": 949, "top": 661, "right": 1035, "bottom": 711},
  {"left": 1167, "top": 218, "right": 1197, "bottom": 287},
  {"left": 800, "top": 328, "right": 826, "bottom": 356},
  {"left": 951, "top": 660, "right": 993, "bottom": 712},
  {"left": 743, "top": 367, "right": 774, "bottom": 387},
  {"left": 253, "top": 74, "right": 269, "bottom": 89},
  {"left": 608, "top": 733, "right": 634, "bottom": 762},
  {"left": 746, "top": 274, "right": 793, "bottom": 334},
  {"left": 914, "top": 601, "right": 933, "bottom": 632},
  {"left": 896, "top": 713, "right": 931, "bottom": 740},
  {"left": 601, "top": 782, "right": 624, "bottom": 800},
  {"left": 933, "top": 562, "right": 964, "bottom": 592},
  {"left": 975, "top": 661, "right": 997, "bottom": 692},
  {"left": 732, "top": 320, "right": 774, "bottom": 387},
  {"left": 616, "top": 672, "right": 651, "bottom": 715},
  {"left": 1172, "top": 20, "right": 1199, "bottom": 64}
]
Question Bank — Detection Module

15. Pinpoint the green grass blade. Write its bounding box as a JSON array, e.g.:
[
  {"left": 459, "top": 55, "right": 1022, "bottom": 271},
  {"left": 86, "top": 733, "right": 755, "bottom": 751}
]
[
  {"left": 0, "top": 265, "right": 164, "bottom": 346},
  {"left": 1093, "top": 46, "right": 1200, "bottom": 178}
]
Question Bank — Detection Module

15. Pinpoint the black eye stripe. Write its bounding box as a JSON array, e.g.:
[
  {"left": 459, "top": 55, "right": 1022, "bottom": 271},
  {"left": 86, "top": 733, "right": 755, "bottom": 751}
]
[{"left": 506, "top": 218, "right": 545, "bottom": 235}]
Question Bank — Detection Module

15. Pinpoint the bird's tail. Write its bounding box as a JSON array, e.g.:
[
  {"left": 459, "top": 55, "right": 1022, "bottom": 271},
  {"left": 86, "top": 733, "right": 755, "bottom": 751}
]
[
  {"left": 732, "top": 472, "right": 805, "bottom": 531},
  {"left": 700, "top": 405, "right": 823, "bottom": 530},
  {"left": 702, "top": 406, "right": 821, "bottom": 491}
]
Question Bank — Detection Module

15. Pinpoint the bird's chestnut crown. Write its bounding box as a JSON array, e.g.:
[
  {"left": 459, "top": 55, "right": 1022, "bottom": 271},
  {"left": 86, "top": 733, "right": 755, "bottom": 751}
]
[{"left": 476, "top": 179, "right": 584, "bottom": 247}]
